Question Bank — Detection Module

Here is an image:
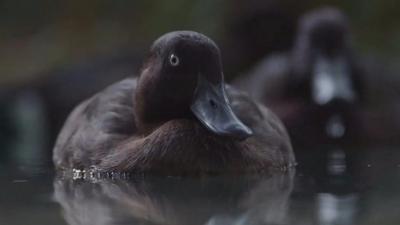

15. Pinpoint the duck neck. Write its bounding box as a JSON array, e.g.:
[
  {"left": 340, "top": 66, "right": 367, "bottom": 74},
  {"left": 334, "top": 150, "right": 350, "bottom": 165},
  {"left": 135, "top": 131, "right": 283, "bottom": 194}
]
[{"left": 133, "top": 70, "right": 193, "bottom": 134}]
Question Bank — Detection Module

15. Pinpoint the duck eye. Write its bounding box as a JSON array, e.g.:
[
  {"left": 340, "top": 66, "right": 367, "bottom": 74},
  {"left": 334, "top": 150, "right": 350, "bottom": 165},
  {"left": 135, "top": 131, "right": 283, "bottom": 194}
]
[{"left": 169, "top": 54, "right": 180, "bottom": 66}]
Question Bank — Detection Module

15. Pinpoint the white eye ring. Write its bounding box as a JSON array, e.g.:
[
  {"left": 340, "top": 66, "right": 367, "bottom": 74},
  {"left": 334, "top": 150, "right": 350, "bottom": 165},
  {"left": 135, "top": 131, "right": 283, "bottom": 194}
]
[{"left": 169, "top": 54, "right": 180, "bottom": 66}]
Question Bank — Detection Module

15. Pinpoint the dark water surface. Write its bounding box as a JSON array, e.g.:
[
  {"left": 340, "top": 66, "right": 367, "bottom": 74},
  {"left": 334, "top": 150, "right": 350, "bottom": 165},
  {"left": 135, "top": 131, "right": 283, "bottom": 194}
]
[{"left": 1, "top": 146, "right": 399, "bottom": 225}]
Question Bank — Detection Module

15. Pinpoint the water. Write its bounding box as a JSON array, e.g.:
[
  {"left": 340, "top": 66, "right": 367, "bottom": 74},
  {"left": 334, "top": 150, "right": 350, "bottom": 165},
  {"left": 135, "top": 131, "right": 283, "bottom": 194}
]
[{"left": 0, "top": 146, "right": 399, "bottom": 225}]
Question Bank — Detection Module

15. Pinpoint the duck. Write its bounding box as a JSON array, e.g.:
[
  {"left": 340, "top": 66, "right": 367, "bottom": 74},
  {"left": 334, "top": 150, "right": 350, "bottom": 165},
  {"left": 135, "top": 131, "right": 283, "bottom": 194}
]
[
  {"left": 234, "top": 7, "right": 365, "bottom": 148},
  {"left": 53, "top": 31, "right": 295, "bottom": 175}
]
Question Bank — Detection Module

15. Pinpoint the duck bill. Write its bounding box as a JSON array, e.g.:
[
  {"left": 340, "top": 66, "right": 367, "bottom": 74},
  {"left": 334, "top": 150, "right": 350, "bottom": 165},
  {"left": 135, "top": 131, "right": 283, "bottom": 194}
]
[{"left": 190, "top": 75, "right": 253, "bottom": 140}]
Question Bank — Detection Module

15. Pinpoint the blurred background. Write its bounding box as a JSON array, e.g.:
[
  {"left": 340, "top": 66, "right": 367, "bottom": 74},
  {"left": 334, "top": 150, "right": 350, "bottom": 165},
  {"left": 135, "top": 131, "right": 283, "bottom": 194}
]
[{"left": 0, "top": 0, "right": 399, "bottom": 168}]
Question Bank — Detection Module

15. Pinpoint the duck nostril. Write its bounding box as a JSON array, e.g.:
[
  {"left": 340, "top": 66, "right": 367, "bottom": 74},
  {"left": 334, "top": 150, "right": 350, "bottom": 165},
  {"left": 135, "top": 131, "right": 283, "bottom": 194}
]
[{"left": 209, "top": 99, "right": 217, "bottom": 109}]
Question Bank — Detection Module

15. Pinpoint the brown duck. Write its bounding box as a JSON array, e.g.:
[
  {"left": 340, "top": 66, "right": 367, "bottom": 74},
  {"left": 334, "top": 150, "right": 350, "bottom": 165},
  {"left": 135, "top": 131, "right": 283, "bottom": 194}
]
[
  {"left": 234, "top": 8, "right": 365, "bottom": 148},
  {"left": 53, "top": 31, "right": 295, "bottom": 175}
]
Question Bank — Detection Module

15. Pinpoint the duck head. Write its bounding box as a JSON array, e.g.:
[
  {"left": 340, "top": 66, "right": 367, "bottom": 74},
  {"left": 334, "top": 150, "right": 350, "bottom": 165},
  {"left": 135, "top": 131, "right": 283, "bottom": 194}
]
[
  {"left": 134, "top": 31, "right": 252, "bottom": 140},
  {"left": 292, "top": 8, "right": 359, "bottom": 105}
]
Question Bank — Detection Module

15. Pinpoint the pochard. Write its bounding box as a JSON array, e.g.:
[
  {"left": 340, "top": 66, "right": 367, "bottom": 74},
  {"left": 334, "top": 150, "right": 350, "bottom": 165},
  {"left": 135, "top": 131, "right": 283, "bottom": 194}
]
[
  {"left": 234, "top": 8, "right": 364, "bottom": 147},
  {"left": 53, "top": 31, "right": 295, "bottom": 175}
]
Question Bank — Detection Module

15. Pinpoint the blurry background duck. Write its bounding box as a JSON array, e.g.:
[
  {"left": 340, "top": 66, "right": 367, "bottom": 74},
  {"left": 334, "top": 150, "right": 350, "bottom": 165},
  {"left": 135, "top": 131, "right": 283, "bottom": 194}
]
[
  {"left": 234, "top": 7, "right": 400, "bottom": 149},
  {"left": 53, "top": 31, "right": 295, "bottom": 175}
]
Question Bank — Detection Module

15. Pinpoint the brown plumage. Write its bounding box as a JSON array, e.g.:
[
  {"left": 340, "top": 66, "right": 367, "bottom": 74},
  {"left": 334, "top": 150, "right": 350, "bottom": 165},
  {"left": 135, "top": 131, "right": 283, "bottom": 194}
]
[
  {"left": 234, "top": 8, "right": 364, "bottom": 148},
  {"left": 53, "top": 31, "right": 295, "bottom": 175}
]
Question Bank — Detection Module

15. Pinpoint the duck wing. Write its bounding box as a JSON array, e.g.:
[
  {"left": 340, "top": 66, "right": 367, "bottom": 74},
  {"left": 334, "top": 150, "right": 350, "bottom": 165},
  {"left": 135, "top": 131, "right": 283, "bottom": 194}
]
[
  {"left": 53, "top": 78, "right": 138, "bottom": 168},
  {"left": 225, "top": 84, "right": 295, "bottom": 167},
  {"left": 83, "top": 78, "right": 137, "bottom": 135}
]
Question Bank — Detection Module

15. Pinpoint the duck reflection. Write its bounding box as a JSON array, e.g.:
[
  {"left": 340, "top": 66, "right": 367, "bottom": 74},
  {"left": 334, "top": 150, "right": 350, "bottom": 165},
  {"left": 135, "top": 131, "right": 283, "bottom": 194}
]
[
  {"left": 314, "top": 147, "right": 360, "bottom": 225},
  {"left": 291, "top": 144, "right": 365, "bottom": 225},
  {"left": 296, "top": 145, "right": 361, "bottom": 193},
  {"left": 54, "top": 171, "right": 294, "bottom": 225},
  {"left": 316, "top": 192, "right": 358, "bottom": 225}
]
